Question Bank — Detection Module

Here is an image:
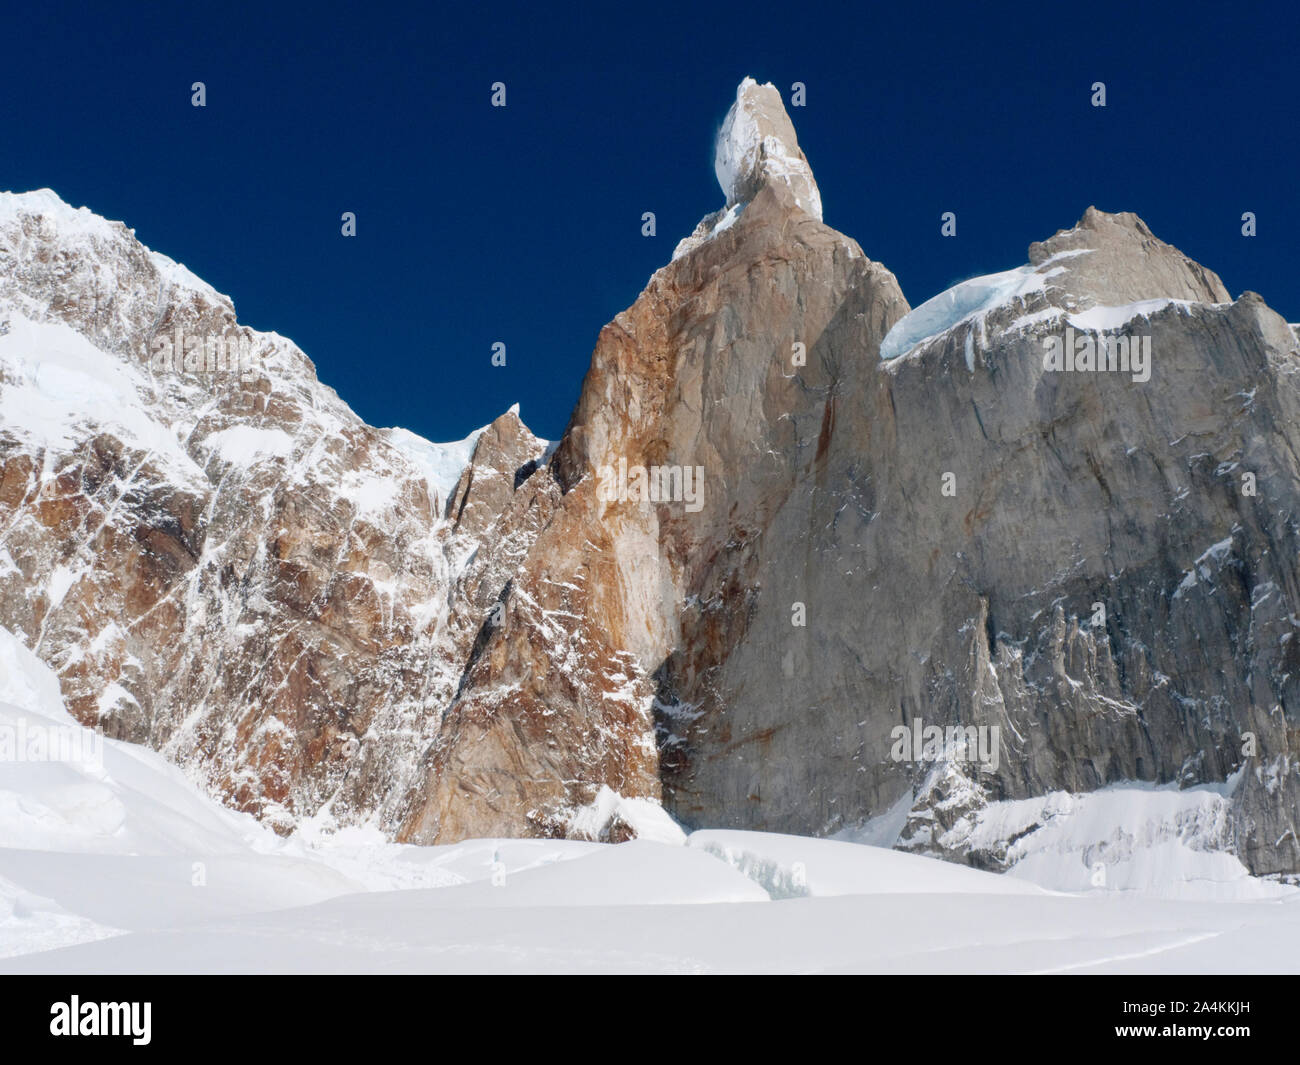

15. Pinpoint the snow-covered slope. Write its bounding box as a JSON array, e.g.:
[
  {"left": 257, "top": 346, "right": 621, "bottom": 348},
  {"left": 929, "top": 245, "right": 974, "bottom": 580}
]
[
  {"left": 879, "top": 263, "right": 1054, "bottom": 361},
  {"left": 3, "top": 627, "right": 1297, "bottom": 973}
]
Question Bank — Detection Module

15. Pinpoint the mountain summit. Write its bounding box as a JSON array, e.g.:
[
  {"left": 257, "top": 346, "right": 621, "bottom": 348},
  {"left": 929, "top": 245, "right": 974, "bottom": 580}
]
[
  {"left": 673, "top": 77, "right": 823, "bottom": 261},
  {"left": 715, "top": 77, "right": 822, "bottom": 220}
]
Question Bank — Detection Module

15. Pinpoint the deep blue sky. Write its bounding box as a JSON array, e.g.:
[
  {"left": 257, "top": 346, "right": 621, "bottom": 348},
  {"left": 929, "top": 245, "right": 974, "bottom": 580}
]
[{"left": 4, "top": 2, "right": 1295, "bottom": 443}]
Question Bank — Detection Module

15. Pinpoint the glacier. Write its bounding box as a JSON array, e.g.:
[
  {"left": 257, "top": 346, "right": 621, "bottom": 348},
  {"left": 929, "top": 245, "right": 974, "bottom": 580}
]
[{"left": 3, "top": 622, "right": 1299, "bottom": 973}]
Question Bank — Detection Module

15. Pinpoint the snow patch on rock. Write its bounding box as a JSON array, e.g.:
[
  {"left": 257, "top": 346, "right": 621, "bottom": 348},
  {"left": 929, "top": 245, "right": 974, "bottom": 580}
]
[
  {"left": 569, "top": 785, "right": 687, "bottom": 845},
  {"left": 0, "top": 314, "right": 205, "bottom": 485},
  {"left": 941, "top": 777, "right": 1288, "bottom": 900},
  {"left": 1068, "top": 298, "right": 1196, "bottom": 332},
  {"left": 880, "top": 265, "right": 1050, "bottom": 361}
]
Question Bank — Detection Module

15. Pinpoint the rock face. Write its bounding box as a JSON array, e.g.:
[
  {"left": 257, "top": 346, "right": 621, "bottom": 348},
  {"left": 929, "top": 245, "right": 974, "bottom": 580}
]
[
  {"left": 2, "top": 80, "right": 1298, "bottom": 876},
  {"left": 0, "top": 191, "right": 551, "bottom": 834},
  {"left": 402, "top": 82, "right": 1300, "bottom": 874},
  {"left": 866, "top": 238, "right": 1300, "bottom": 878}
]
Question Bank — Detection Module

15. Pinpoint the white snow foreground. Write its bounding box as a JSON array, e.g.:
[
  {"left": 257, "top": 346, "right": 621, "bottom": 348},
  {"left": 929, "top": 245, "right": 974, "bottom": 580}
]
[{"left": 1, "top": 627, "right": 1298, "bottom": 974}]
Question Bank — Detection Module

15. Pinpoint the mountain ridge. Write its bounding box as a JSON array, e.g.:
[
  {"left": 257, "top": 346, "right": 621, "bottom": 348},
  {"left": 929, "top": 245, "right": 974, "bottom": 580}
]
[{"left": 2, "top": 78, "right": 1298, "bottom": 878}]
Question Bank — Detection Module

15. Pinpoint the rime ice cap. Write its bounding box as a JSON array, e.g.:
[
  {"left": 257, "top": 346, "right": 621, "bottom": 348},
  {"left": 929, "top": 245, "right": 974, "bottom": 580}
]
[{"left": 714, "top": 77, "right": 822, "bottom": 221}]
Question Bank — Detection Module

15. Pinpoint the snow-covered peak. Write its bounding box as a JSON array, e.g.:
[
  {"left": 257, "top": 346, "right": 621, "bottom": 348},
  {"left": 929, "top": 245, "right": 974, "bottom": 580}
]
[
  {"left": 146, "top": 249, "right": 226, "bottom": 304},
  {"left": 880, "top": 205, "right": 1238, "bottom": 365},
  {"left": 0, "top": 188, "right": 123, "bottom": 241},
  {"left": 714, "top": 77, "right": 821, "bottom": 221},
  {"left": 0, "top": 187, "right": 231, "bottom": 322},
  {"left": 668, "top": 80, "right": 822, "bottom": 264}
]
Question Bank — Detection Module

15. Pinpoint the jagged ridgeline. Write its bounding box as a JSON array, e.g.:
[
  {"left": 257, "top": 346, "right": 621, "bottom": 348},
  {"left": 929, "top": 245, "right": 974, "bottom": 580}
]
[{"left": 1, "top": 78, "right": 1297, "bottom": 878}]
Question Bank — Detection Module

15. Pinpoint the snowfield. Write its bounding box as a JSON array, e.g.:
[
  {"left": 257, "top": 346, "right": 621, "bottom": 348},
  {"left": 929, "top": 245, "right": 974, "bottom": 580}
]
[{"left": 2, "top": 625, "right": 1298, "bottom": 974}]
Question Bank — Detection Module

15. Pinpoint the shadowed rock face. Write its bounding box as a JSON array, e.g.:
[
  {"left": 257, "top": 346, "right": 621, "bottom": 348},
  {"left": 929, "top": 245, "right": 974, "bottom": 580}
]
[
  {"left": 2, "top": 80, "right": 1298, "bottom": 875},
  {"left": 654, "top": 197, "right": 1300, "bottom": 877}
]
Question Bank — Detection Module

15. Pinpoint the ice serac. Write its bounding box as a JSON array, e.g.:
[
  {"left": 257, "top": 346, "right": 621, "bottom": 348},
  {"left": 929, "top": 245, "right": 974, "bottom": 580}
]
[
  {"left": 674, "top": 77, "right": 823, "bottom": 261},
  {"left": 716, "top": 77, "right": 821, "bottom": 221}
]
